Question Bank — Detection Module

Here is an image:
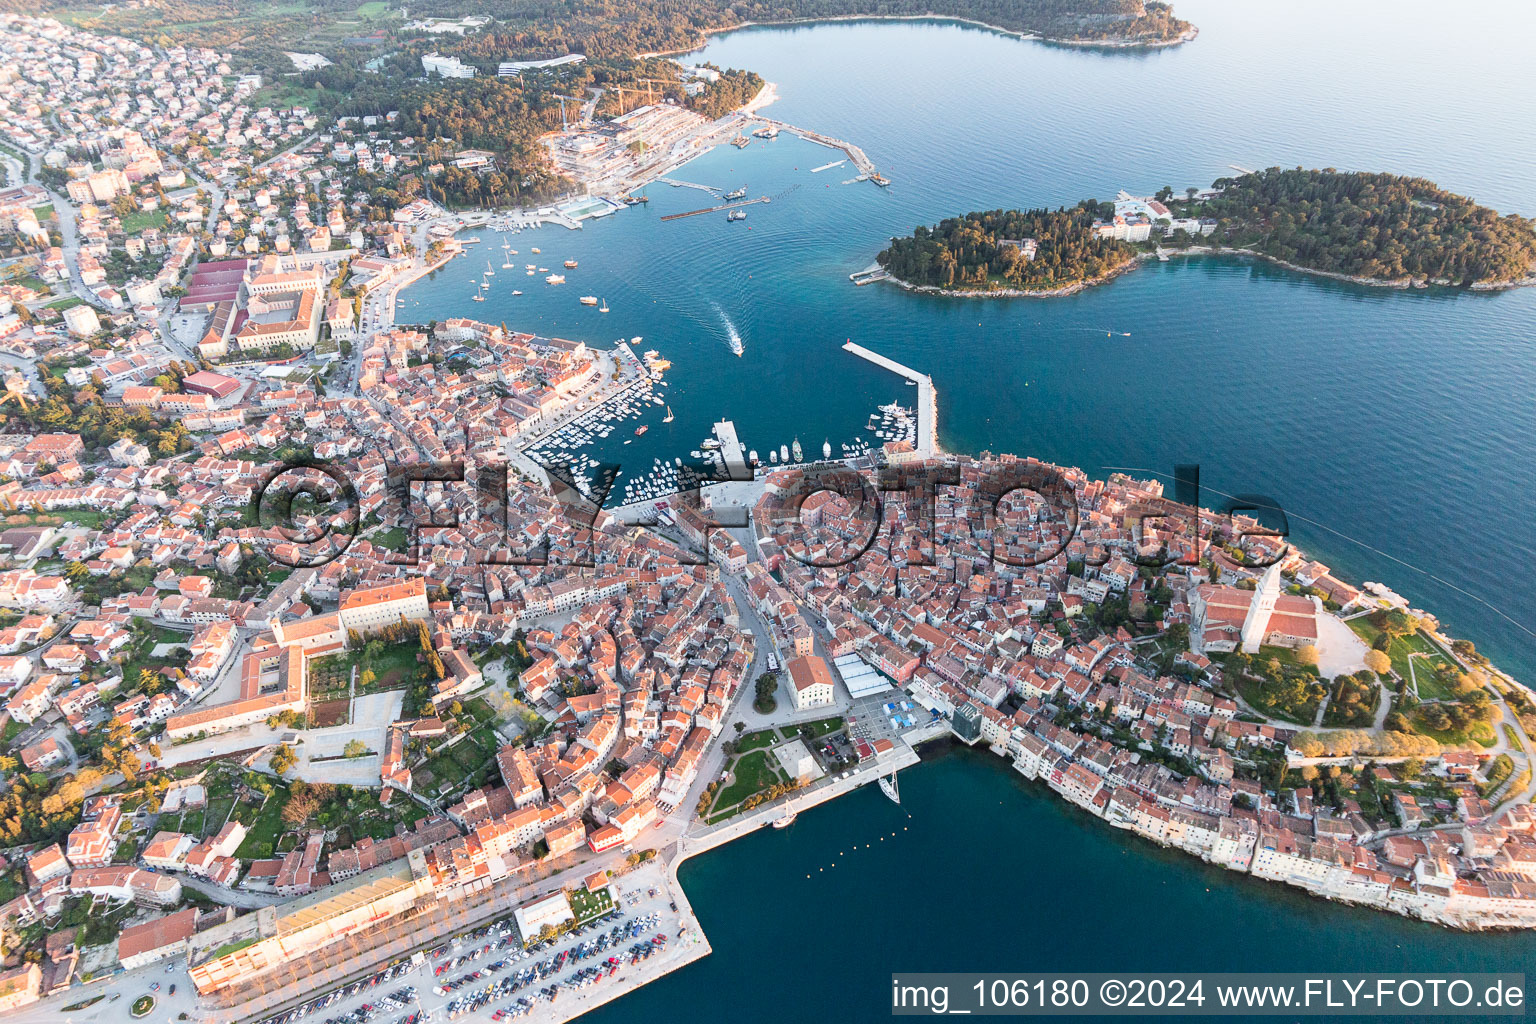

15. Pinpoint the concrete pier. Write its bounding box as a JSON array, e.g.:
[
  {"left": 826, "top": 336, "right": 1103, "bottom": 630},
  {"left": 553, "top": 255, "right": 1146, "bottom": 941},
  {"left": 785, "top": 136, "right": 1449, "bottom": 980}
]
[{"left": 841, "top": 340, "right": 939, "bottom": 456}]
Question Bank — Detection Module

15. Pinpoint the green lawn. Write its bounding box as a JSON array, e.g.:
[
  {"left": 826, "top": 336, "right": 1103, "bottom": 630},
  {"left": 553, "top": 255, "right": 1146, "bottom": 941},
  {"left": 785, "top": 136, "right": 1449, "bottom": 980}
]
[
  {"left": 120, "top": 209, "right": 169, "bottom": 234},
  {"left": 44, "top": 296, "right": 83, "bottom": 310},
  {"left": 1347, "top": 618, "right": 1456, "bottom": 687},
  {"left": 1408, "top": 707, "right": 1498, "bottom": 749},
  {"left": 567, "top": 885, "right": 613, "bottom": 924},
  {"left": 710, "top": 749, "right": 785, "bottom": 811},
  {"left": 1505, "top": 724, "right": 1525, "bottom": 752},
  {"left": 234, "top": 789, "right": 290, "bottom": 859},
  {"left": 736, "top": 729, "right": 778, "bottom": 752}
]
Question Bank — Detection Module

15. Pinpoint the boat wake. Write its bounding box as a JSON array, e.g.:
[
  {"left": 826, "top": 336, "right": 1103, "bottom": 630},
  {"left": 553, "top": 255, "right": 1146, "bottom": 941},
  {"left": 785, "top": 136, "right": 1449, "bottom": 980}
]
[{"left": 713, "top": 302, "right": 745, "bottom": 357}]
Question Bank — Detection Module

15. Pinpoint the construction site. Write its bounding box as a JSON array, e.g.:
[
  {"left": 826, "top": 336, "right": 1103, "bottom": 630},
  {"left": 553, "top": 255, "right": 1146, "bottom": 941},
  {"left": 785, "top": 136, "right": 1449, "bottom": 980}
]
[{"left": 541, "top": 80, "right": 890, "bottom": 205}]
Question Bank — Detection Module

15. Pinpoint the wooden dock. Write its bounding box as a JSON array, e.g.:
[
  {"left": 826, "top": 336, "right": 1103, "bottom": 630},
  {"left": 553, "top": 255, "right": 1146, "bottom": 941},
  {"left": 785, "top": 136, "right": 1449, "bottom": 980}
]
[{"left": 659, "top": 196, "right": 771, "bottom": 222}]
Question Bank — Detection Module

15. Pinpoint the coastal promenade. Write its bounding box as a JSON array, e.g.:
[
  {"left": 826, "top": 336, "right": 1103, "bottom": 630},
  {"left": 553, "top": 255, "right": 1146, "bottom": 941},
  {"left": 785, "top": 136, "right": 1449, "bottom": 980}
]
[
  {"left": 678, "top": 741, "right": 922, "bottom": 857},
  {"left": 841, "top": 340, "right": 939, "bottom": 455}
]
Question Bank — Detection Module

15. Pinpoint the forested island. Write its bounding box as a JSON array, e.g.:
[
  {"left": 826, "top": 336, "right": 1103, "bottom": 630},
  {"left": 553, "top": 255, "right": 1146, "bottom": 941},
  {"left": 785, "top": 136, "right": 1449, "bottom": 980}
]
[
  {"left": 878, "top": 168, "right": 1536, "bottom": 297},
  {"left": 877, "top": 203, "right": 1136, "bottom": 294},
  {"left": 1167, "top": 168, "right": 1536, "bottom": 287}
]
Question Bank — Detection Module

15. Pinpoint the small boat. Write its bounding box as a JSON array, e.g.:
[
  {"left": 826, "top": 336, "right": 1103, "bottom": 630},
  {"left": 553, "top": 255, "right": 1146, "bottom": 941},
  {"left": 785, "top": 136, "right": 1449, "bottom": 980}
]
[
  {"left": 634, "top": 425, "right": 648, "bottom": 436},
  {"left": 822, "top": 439, "right": 831, "bottom": 459},
  {"left": 564, "top": 259, "right": 578, "bottom": 268},
  {"left": 512, "top": 289, "right": 523, "bottom": 295},
  {"left": 599, "top": 299, "right": 609, "bottom": 313},
  {"left": 485, "top": 261, "right": 495, "bottom": 275},
  {"left": 580, "top": 295, "right": 598, "bottom": 305},
  {"left": 472, "top": 293, "right": 485, "bottom": 302},
  {"left": 772, "top": 810, "right": 798, "bottom": 829},
  {"left": 662, "top": 405, "right": 673, "bottom": 423},
  {"left": 701, "top": 439, "right": 722, "bottom": 450},
  {"left": 770, "top": 450, "right": 779, "bottom": 463},
  {"left": 779, "top": 444, "right": 789, "bottom": 462},
  {"left": 748, "top": 449, "right": 758, "bottom": 463},
  {"left": 879, "top": 772, "right": 900, "bottom": 804},
  {"left": 531, "top": 247, "right": 541, "bottom": 253},
  {"left": 546, "top": 274, "right": 565, "bottom": 284},
  {"left": 525, "top": 264, "right": 536, "bottom": 270}
]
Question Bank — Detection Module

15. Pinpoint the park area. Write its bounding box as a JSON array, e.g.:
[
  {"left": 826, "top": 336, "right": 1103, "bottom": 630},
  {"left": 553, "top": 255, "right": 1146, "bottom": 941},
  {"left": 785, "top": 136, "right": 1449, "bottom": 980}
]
[{"left": 1346, "top": 616, "right": 1459, "bottom": 698}]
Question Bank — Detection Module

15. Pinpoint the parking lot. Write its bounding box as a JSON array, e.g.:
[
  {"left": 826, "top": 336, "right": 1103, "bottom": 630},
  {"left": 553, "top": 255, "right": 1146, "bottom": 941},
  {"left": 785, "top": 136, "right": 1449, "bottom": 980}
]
[{"left": 251, "top": 862, "right": 699, "bottom": 1024}]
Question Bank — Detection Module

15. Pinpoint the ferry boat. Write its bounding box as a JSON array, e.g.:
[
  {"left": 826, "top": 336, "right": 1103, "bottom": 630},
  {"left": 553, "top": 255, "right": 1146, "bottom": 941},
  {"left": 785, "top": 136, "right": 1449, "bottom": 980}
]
[
  {"left": 779, "top": 444, "right": 790, "bottom": 462},
  {"left": 752, "top": 125, "right": 779, "bottom": 139},
  {"left": 823, "top": 439, "right": 832, "bottom": 459},
  {"left": 771, "top": 810, "right": 797, "bottom": 829},
  {"left": 565, "top": 260, "right": 579, "bottom": 268},
  {"left": 723, "top": 186, "right": 748, "bottom": 200},
  {"left": 662, "top": 405, "right": 674, "bottom": 423},
  {"left": 546, "top": 274, "right": 565, "bottom": 284},
  {"left": 726, "top": 209, "right": 747, "bottom": 222},
  {"left": 579, "top": 295, "right": 598, "bottom": 305},
  {"left": 635, "top": 425, "right": 648, "bottom": 436},
  {"left": 791, "top": 438, "right": 804, "bottom": 463}
]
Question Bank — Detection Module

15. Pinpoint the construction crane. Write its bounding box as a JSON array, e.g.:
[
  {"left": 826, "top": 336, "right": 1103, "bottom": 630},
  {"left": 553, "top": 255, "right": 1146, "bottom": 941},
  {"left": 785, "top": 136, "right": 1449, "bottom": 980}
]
[
  {"left": 554, "top": 94, "right": 585, "bottom": 131},
  {"left": 637, "top": 79, "right": 675, "bottom": 106}
]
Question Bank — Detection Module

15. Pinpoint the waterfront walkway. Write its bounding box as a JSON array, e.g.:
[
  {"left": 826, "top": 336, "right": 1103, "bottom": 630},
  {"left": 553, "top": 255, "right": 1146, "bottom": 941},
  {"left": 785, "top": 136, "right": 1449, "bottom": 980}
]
[{"left": 841, "top": 340, "right": 939, "bottom": 455}]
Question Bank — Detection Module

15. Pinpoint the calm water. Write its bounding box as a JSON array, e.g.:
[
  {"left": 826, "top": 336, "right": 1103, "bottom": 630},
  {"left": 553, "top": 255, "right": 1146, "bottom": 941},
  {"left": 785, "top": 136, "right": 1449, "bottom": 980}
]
[
  {"left": 588, "top": 747, "right": 1536, "bottom": 1023},
  {"left": 405, "top": 6, "right": 1536, "bottom": 1004},
  {"left": 408, "top": 1, "right": 1536, "bottom": 685}
]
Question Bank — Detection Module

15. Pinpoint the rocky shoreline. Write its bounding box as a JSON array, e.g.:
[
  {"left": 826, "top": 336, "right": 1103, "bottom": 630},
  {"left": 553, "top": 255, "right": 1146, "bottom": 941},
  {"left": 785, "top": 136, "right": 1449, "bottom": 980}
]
[
  {"left": 876, "top": 245, "right": 1535, "bottom": 298},
  {"left": 877, "top": 253, "right": 1141, "bottom": 298},
  {"left": 638, "top": 12, "right": 1197, "bottom": 59}
]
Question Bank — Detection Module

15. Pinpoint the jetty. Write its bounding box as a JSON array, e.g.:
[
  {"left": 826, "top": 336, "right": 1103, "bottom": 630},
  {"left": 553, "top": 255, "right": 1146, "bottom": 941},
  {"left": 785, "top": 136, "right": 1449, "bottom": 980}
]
[
  {"left": 841, "top": 340, "right": 938, "bottom": 456},
  {"left": 849, "top": 263, "right": 889, "bottom": 286},
  {"left": 656, "top": 176, "right": 720, "bottom": 195},
  {"left": 659, "top": 196, "right": 771, "bottom": 222},
  {"left": 751, "top": 116, "right": 890, "bottom": 187}
]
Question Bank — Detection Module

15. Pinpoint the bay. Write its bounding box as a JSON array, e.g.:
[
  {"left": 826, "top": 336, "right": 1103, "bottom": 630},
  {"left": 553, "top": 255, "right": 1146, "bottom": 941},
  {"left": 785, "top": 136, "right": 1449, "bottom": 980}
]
[
  {"left": 400, "top": 9, "right": 1536, "bottom": 1011},
  {"left": 586, "top": 746, "right": 1536, "bottom": 1023}
]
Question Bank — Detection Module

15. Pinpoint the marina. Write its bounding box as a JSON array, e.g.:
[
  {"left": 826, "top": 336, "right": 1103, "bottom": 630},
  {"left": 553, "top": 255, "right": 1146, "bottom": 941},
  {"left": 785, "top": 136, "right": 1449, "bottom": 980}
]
[
  {"left": 840, "top": 341, "right": 938, "bottom": 456},
  {"left": 747, "top": 116, "right": 890, "bottom": 186}
]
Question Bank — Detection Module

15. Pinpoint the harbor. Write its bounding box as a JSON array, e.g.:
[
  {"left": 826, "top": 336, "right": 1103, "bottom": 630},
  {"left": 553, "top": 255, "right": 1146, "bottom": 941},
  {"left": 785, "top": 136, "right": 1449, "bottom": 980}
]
[
  {"left": 747, "top": 116, "right": 891, "bottom": 187},
  {"left": 841, "top": 340, "right": 939, "bottom": 455}
]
